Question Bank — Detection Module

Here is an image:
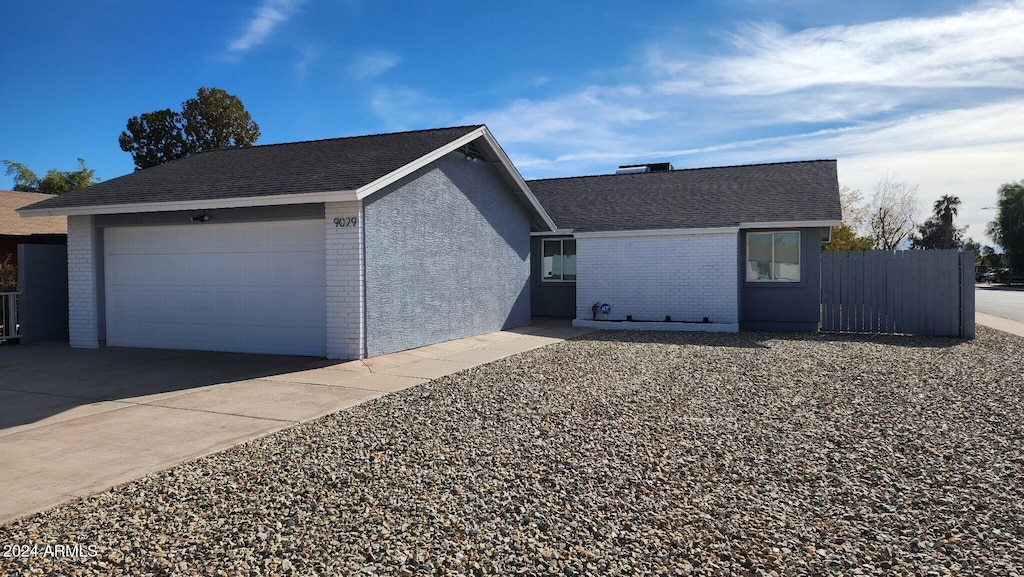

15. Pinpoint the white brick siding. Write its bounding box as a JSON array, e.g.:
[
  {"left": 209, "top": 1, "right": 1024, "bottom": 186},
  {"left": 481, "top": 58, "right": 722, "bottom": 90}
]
[
  {"left": 67, "top": 215, "right": 99, "bottom": 348},
  {"left": 325, "top": 201, "right": 364, "bottom": 359},
  {"left": 575, "top": 231, "right": 738, "bottom": 324}
]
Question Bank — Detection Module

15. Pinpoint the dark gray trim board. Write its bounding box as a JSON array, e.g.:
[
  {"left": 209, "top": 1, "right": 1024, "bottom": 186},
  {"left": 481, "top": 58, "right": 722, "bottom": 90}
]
[{"left": 94, "top": 204, "right": 325, "bottom": 228}]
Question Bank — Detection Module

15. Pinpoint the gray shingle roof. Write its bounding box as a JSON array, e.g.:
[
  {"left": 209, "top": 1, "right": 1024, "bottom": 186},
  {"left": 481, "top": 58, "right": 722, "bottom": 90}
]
[
  {"left": 527, "top": 160, "right": 841, "bottom": 232},
  {"left": 21, "top": 125, "right": 484, "bottom": 212}
]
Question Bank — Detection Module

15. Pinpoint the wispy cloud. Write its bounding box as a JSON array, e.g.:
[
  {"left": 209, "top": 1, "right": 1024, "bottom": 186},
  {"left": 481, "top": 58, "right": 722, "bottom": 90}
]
[
  {"left": 294, "top": 45, "right": 317, "bottom": 77},
  {"left": 449, "top": 1, "right": 1024, "bottom": 243},
  {"left": 457, "top": 1, "right": 1024, "bottom": 176},
  {"left": 370, "top": 87, "right": 455, "bottom": 130},
  {"left": 348, "top": 51, "right": 399, "bottom": 79},
  {"left": 227, "top": 0, "right": 304, "bottom": 57},
  {"left": 646, "top": 1, "right": 1024, "bottom": 122}
]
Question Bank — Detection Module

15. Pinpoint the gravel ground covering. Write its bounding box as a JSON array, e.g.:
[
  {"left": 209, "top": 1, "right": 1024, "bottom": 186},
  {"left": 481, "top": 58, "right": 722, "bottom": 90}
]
[{"left": 3, "top": 326, "right": 1023, "bottom": 576}]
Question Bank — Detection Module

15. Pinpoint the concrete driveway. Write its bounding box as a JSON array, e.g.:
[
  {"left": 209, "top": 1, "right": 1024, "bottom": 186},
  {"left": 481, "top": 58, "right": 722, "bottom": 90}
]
[{"left": 0, "top": 320, "right": 591, "bottom": 523}]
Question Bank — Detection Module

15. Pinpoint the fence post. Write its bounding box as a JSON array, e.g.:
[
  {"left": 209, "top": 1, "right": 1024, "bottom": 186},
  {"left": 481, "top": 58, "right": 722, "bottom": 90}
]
[{"left": 961, "top": 252, "right": 976, "bottom": 339}]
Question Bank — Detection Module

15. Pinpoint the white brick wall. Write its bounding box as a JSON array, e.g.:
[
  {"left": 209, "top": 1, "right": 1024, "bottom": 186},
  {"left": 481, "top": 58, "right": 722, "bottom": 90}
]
[
  {"left": 67, "top": 215, "right": 100, "bottom": 348},
  {"left": 325, "top": 201, "right": 365, "bottom": 359},
  {"left": 575, "top": 232, "right": 739, "bottom": 324}
]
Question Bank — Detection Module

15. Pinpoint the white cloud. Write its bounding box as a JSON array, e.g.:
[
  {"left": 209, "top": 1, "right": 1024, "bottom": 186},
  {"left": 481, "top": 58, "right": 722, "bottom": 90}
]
[
  {"left": 227, "top": 0, "right": 303, "bottom": 56},
  {"left": 370, "top": 87, "right": 455, "bottom": 130},
  {"left": 361, "top": 1, "right": 1024, "bottom": 245},
  {"left": 652, "top": 1, "right": 1024, "bottom": 96},
  {"left": 348, "top": 51, "right": 399, "bottom": 79}
]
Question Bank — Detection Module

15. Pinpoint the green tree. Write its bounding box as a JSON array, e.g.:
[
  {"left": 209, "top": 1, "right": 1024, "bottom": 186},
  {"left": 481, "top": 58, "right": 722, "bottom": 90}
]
[
  {"left": 911, "top": 195, "right": 968, "bottom": 250},
  {"left": 934, "top": 195, "right": 961, "bottom": 248},
  {"left": 119, "top": 87, "right": 260, "bottom": 171},
  {"left": 986, "top": 180, "right": 1024, "bottom": 273},
  {"left": 824, "top": 185, "right": 875, "bottom": 251},
  {"left": 3, "top": 158, "right": 98, "bottom": 195},
  {"left": 181, "top": 87, "right": 261, "bottom": 153},
  {"left": 824, "top": 224, "right": 875, "bottom": 251},
  {"left": 118, "top": 109, "right": 188, "bottom": 171},
  {"left": 980, "top": 245, "right": 1004, "bottom": 269},
  {"left": 961, "top": 239, "right": 981, "bottom": 259}
]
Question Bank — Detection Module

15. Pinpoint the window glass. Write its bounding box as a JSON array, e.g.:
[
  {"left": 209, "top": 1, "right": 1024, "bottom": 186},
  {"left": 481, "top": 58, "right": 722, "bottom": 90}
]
[
  {"left": 747, "top": 233, "right": 773, "bottom": 281},
  {"left": 774, "top": 232, "right": 800, "bottom": 281},
  {"left": 542, "top": 239, "right": 561, "bottom": 280},
  {"left": 562, "top": 239, "right": 577, "bottom": 281},
  {"left": 747, "top": 231, "right": 800, "bottom": 282},
  {"left": 541, "top": 238, "right": 576, "bottom": 281}
]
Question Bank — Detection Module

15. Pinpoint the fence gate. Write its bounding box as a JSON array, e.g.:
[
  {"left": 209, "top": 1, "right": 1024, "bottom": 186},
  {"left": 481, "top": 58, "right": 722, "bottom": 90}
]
[{"left": 820, "top": 250, "right": 975, "bottom": 338}]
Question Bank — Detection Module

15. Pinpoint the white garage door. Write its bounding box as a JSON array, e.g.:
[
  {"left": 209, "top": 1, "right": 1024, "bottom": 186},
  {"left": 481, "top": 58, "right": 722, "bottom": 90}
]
[{"left": 104, "top": 220, "right": 326, "bottom": 356}]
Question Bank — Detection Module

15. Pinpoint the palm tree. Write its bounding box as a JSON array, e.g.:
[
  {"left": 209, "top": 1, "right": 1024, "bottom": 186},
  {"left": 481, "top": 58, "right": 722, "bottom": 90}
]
[{"left": 934, "top": 195, "right": 961, "bottom": 248}]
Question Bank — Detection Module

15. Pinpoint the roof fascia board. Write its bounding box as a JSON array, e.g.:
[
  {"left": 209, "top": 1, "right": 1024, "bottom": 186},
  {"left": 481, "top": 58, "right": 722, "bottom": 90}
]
[
  {"left": 530, "top": 229, "right": 575, "bottom": 236},
  {"left": 478, "top": 128, "right": 558, "bottom": 232},
  {"left": 739, "top": 220, "right": 841, "bottom": 229},
  {"left": 17, "top": 190, "right": 358, "bottom": 217},
  {"left": 574, "top": 226, "right": 739, "bottom": 239},
  {"left": 354, "top": 128, "right": 486, "bottom": 201}
]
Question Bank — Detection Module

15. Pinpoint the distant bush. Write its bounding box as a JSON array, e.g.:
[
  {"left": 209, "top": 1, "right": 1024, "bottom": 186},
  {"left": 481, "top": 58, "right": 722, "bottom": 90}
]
[{"left": 0, "top": 254, "right": 15, "bottom": 291}]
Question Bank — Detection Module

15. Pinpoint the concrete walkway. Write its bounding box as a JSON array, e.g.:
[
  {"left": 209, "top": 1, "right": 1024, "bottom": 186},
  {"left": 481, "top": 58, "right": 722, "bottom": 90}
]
[
  {"left": 975, "top": 311, "right": 1024, "bottom": 338},
  {"left": 0, "top": 320, "right": 592, "bottom": 524}
]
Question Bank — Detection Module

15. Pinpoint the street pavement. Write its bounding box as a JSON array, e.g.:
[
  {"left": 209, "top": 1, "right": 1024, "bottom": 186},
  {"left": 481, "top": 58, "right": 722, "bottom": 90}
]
[{"left": 975, "top": 284, "right": 1024, "bottom": 323}]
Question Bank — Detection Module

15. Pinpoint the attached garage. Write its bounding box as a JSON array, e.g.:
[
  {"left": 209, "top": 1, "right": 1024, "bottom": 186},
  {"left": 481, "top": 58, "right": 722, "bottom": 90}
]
[
  {"left": 103, "top": 220, "right": 326, "bottom": 356},
  {"left": 19, "top": 125, "right": 555, "bottom": 359}
]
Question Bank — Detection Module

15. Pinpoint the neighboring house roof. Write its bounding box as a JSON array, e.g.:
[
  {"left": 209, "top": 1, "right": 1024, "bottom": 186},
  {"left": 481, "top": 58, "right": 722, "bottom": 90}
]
[
  {"left": 18, "top": 126, "right": 557, "bottom": 231},
  {"left": 0, "top": 191, "right": 67, "bottom": 235},
  {"left": 528, "top": 160, "right": 842, "bottom": 233}
]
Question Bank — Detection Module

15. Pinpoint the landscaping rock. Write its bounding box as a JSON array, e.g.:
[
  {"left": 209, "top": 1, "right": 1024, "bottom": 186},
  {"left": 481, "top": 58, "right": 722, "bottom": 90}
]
[{"left": 2, "top": 327, "right": 1022, "bottom": 575}]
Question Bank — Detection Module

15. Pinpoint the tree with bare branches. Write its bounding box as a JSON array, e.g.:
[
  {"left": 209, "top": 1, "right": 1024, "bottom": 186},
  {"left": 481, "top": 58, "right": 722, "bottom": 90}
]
[{"left": 869, "top": 175, "right": 921, "bottom": 250}]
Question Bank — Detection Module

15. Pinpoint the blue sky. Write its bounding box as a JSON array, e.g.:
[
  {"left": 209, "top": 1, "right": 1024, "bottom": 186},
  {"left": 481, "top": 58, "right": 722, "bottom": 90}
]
[{"left": 2, "top": 0, "right": 1022, "bottom": 244}]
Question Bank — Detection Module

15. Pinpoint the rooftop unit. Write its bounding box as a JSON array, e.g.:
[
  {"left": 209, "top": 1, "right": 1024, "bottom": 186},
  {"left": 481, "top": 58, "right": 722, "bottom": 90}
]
[{"left": 615, "top": 162, "right": 674, "bottom": 175}]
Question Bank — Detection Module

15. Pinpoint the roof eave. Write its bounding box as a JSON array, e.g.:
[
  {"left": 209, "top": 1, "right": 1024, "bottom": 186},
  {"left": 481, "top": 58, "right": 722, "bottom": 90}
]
[
  {"left": 573, "top": 226, "right": 740, "bottom": 239},
  {"left": 17, "top": 190, "right": 360, "bottom": 217},
  {"left": 739, "top": 219, "right": 842, "bottom": 229}
]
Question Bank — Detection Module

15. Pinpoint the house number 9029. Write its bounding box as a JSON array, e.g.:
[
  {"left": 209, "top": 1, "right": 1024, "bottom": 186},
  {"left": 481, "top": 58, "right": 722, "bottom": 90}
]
[{"left": 333, "top": 216, "right": 358, "bottom": 227}]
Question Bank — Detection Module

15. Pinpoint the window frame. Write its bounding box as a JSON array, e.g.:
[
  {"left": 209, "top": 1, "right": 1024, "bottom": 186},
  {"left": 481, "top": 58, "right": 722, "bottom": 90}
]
[
  {"left": 746, "top": 231, "right": 801, "bottom": 283},
  {"left": 541, "top": 237, "right": 577, "bottom": 283}
]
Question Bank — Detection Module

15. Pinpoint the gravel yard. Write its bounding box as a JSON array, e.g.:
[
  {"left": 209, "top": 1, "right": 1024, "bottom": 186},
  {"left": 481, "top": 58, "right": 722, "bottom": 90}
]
[{"left": 3, "top": 326, "right": 1023, "bottom": 576}]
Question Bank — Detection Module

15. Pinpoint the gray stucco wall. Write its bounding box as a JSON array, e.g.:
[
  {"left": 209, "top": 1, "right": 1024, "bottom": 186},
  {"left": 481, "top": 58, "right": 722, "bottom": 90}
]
[
  {"left": 17, "top": 244, "right": 69, "bottom": 342},
  {"left": 363, "top": 152, "right": 531, "bottom": 357},
  {"left": 739, "top": 227, "right": 824, "bottom": 331},
  {"left": 530, "top": 235, "right": 575, "bottom": 317}
]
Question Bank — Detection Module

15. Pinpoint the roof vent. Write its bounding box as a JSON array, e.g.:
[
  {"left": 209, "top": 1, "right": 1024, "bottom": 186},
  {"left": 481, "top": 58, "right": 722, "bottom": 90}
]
[{"left": 615, "top": 162, "right": 674, "bottom": 175}]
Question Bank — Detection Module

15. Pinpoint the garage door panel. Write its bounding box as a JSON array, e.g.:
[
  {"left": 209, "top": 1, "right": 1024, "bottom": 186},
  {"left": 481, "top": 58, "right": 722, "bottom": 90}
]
[{"left": 105, "top": 220, "right": 326, "bottom": 356}]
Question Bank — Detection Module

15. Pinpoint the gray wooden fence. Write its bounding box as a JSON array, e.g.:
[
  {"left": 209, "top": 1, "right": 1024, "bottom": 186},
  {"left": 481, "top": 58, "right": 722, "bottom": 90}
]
[{"left": 820, "top": 250, "right": 975, "bottom": 338}]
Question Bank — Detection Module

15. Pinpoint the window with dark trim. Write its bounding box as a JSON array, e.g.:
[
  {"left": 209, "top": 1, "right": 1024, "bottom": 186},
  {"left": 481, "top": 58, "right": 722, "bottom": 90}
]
[
  {"left": 542, "top": 238, "right": 576, "bottom": 282},
  {"left": 746, "top": 231, "right": 800, "bottom": 282}
]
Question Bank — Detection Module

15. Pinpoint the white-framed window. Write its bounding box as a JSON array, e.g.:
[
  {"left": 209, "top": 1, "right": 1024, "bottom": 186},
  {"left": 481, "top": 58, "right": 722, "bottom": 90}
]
[
  {"left": 747, "top": 231, "right": 800, "bottom": 282},
  {"left": 542, "top": 238, "right": 576, "bottom": 282}
]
